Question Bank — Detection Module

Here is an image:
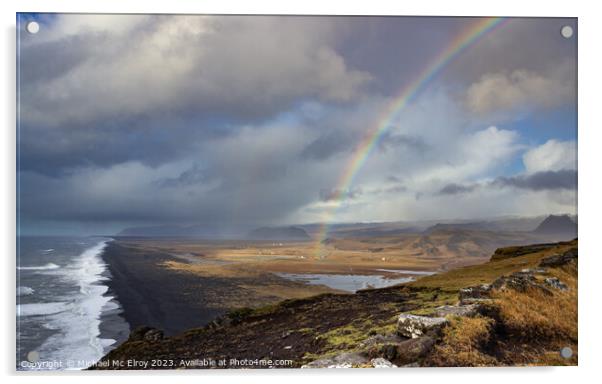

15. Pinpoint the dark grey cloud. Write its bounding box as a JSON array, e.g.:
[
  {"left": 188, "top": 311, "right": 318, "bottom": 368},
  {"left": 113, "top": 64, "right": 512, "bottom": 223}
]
[
  {"left": 19, "top": 16, "right": 575, "bottom": 176},
  {"left": 439, "top": 183, "right": 477, "bottom": 195},
  {"left": 20, "top": 34, "right": 91, "bottom": 83},
  {"left": 18, "top": 116, "right": 227, "bottom": 175},
  {"left": 300, "top": 131, "right": 354, "bottom": 160},
  {"left": 492, "top": 170, "right": 577, "bottom": 191},
  {"left": 319, "top": 188, "right": 362, "bottom": 202},
  {"left": 378, "top": 133, "right": 428, "bottom": 152},
  {"left": 20, "top": 15, "right": 371, "bottom": 128},
  {"left": 436, "top": 170, "right": 577, "bottom": 197},
  {"left": 18, "top": 14, "right": 375, "bottom": 176},
  {"left": 158, "top": 164, "right": 211, "bottom": 188}
]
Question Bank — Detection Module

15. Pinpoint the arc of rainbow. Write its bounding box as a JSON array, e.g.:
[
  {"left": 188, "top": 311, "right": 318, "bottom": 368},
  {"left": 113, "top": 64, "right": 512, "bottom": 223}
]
[{"left": 313, "top": 17, "right": 508, "bottom": 258}]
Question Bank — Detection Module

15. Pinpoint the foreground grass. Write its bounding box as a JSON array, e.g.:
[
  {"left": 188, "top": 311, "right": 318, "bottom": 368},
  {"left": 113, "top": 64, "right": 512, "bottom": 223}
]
[{"left": 424, "top": 240, "right": 577, "bottom": 366}]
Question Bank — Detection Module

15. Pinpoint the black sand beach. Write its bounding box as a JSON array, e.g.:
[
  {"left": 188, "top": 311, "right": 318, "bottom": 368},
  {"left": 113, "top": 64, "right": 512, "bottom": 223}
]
[{"left": 101, "top": 240, "right": 231, "bottom": 336}]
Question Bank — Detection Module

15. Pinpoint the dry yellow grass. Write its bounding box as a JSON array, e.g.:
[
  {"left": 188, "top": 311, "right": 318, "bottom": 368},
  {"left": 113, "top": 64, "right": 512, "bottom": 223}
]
[
  {"left": 427, "top": 316, "right": 497, "bottom": 366},
  {"left": 492, "top": 281, "right": 576, "bottom": 343},
  {"left": 425, "top": 245, "right": 577, "bottom": 367},
  {"left": 410, "top": 238, "right": 578, "bottom": 367}
]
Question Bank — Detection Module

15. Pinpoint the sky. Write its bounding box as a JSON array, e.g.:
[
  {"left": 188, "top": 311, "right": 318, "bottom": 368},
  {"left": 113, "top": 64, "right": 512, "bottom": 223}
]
[{"left": 16, "top": 14, "right": 577, "bottom": 235}]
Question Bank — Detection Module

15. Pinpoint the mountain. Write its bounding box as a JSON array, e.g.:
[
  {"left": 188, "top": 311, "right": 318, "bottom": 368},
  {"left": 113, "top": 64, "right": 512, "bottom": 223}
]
[
  {"left": 332, "top": 226, "right": 423, "bottom": 238},
  {"left": 424, "top": 222, "right": 494, "bottom": 233},
  {"left": 533, "top": 215, "right": 577, "bottom": 237},
  {"left": 117, "top": 225, "right": 217, "bottom": 237},
  {"left": 424, "top": 216, "right": 550, "bottom": 234},
  {"left": 248, "top": 226, "right": 310, "bottom": 241}
]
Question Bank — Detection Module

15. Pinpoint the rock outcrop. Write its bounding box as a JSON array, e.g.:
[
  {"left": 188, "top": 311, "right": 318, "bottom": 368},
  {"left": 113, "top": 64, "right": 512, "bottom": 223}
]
[
  {"left": 393, "top": 336, "right": 436, "bottom": 366},
  {"left": 544, "top": 277, "right": 568, "bottom": 291},
  {"left": 459, "top": 284, "right": 493, "bottom": 305},
  {"left": 491, "top": 270, "right": 548, "bottom": 294},
  {"left": 397, "top": 314, "right": 448, "bottom": 339},
  {"left": 434, "top": 304, "right": 478, "bottom": 317},
  {"left": 490, "top": 243, "right": 556, "bottom": 261},
  {"left": 128, "top": 326, "right": 164, "bottom": 342},
  {"left": 370, "top": 358, "right": 397, "bottom": 368},
  {"left": 301, "top": 352, "right": 368, "bottom": 368},
  {"left": 539, "top": 248, "right": 578, "bottom": 268},
  {"left": 460, "top": 267, "right": 571, "bottom": 303}
]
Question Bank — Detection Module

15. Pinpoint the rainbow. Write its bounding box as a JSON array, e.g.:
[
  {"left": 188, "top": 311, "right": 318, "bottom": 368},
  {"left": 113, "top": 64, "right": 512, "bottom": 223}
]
[{"left": 313, "top": 17, "right": 509, "bottom": 258}]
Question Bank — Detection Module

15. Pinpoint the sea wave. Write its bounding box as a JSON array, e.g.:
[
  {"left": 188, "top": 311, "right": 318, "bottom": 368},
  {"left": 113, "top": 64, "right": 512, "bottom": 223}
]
[
  {"left": 34, "top": 239, "right": 118, "bottom": 369},
  {"left": 17, "top": 286, "right": 35, "bottom": 296},
  {"left": 17, "top": 302, "right": 70, "bottom": 317},
  {"left": 17, "top": 263, "right": 60, "bottom": 270}
]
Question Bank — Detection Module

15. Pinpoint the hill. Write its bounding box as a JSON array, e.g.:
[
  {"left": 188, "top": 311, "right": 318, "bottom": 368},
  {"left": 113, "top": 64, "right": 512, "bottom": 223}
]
[{"left": 93, "top": 239, "right": 577, "bottom": 369}]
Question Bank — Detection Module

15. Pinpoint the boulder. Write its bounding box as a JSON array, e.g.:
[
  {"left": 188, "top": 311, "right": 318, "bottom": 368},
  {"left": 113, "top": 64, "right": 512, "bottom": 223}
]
[
  {"left": 143, "top": 329, "right": 164, "bottom": 342},
  {"left": 361, "top": 333, "right": 406, "bottom": 360},
  {"left": 301, "top": 352, "right": 368, "bottom": 368},
  {"left": 360, "top": 333, "right": 405, "bottom": 348},
  {"left": 128, "top": 326, "right": 164, "bottom": 342},
  {"left": 539, "top": 248, "right": 578, "bottom": 268},
  {"left": 394, "top": 336, "right": 435, "bottom": 366},
  {"left": 434, "top": 304, "right": 478, "bottom": 317},
  {"left": 544, "top": 277, "right": 569, "bottom": 291},
  {"left": 362, "top": 334, "right": 405, "bottom": 361},
  {"left": 397, "top": 314, "right": 448, "bottom": 339},
  {"left": 371, "top": 358, "right": 397, "bottom": 368},
  {"left": 459, "top": 284, "right": 492, "bottom": 304}
]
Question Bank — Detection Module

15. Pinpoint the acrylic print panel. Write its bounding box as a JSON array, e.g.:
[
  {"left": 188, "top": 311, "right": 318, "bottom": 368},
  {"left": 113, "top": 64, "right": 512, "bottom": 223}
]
[{"left": 16, "top": 14, "right": 577, "bottom": 370}]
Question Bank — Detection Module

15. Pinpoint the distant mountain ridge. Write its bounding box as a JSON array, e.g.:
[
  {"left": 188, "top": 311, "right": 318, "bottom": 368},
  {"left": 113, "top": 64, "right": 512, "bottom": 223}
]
[
  {"left": 117, "top": 225, "right": 219, "bottom": 237},
  {"left": 247, "top": 226, "right": 310, "bottom": 241},
  {"left": 533, "top": 215, "right": 577, "bottom": 237},
  {"left": 116, "top": 214, "right": 576, "bottom": 240}
]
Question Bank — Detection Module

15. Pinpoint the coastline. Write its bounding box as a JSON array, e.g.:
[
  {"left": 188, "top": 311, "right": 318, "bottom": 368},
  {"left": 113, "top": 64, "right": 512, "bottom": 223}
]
[{"left": 99, "top": 240, "right": 228, "bottom": 336}]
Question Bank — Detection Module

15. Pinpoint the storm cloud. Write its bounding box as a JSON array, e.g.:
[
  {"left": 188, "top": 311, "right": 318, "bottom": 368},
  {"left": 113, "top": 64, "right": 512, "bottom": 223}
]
[{"left": 16, "top": 14, "right": 577, "bottom": 235}]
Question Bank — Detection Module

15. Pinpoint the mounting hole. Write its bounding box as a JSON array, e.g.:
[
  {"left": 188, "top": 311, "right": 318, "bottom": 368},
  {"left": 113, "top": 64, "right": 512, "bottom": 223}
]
[
  {"left": 560, "top": 25, "right": 573, "bottom": 39},
  {"left": 560, "top": 346, "right": 573, "bottom": 359},
  {"left": 27, "top": 350, "right": 39, "bottom": 362},
  {"left": 26, "top": 21, "right": 40, "bottom": 34}
]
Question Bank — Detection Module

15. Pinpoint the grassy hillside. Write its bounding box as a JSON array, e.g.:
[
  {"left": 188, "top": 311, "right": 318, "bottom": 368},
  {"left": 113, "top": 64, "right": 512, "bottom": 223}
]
[{"left": 93, "top": 239, "right": 577, "bottom": 369}]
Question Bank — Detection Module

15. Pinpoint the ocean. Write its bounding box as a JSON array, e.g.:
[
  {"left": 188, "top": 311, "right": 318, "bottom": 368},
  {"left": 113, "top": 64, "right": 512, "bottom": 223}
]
[{"left": 16, "top": 236, "right": 130, "bottom": 370}]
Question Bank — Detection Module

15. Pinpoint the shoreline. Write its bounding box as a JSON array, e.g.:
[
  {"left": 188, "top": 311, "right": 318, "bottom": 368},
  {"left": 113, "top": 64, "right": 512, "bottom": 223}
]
[{"left": 99, "top": 241, "right": 228, "bottom": 336}]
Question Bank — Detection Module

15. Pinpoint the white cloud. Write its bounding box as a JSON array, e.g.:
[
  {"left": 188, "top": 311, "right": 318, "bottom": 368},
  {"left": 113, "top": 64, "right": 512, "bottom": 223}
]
[
  {"left": 523, "top": 139, "right": 577, "bottom": 174},
  {"left": 294, "top": 92, "right": 526, "bottom": 224}
]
